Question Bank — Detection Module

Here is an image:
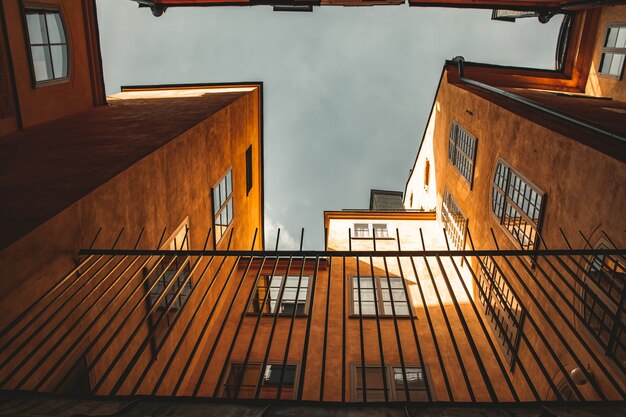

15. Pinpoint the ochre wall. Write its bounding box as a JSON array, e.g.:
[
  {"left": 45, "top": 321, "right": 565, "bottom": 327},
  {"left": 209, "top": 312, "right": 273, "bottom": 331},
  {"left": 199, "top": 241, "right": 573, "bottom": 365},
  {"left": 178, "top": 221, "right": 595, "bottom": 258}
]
[
  {"left": 1, "top": 0, "right": 101, "bottom": 130},
  {"left": 0, "top": 88, "right": 263, "bottom": 393}
]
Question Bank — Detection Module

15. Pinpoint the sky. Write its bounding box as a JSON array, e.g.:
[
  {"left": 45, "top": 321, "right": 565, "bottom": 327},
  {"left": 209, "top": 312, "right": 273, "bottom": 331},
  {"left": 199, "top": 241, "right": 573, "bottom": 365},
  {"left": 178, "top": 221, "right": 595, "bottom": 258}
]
[{"left": 96, "top": 2, "right": 562, "bottom": 250}]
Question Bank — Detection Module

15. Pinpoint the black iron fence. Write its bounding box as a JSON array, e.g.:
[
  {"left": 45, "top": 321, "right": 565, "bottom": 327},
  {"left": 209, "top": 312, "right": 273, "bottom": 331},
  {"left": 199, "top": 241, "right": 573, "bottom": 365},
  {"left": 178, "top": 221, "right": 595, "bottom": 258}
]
[{"left": 0, "top": 227, "right": 624, "bottom": 403}]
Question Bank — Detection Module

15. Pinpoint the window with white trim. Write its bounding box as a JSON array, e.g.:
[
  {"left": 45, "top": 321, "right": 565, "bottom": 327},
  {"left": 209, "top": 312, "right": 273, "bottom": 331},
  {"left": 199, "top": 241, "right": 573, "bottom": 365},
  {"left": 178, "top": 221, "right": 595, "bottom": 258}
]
[
  {"left": 448, "top": 122, "right": 477, "bottom": 186},
  {"left": 351, "top": 276, "right": 410, "bottom": 317},
  {"left": 24, "top": 7, "right": 68, "bottom": 84},
  {"left": 599, "top": 23, "right": 626, "bottom": 78},
  {"left": 248, "top": 275, "right": 311, "bottom": 315},
  {"left": 352, "top": 365, "right": 429, "bottom": 402},
  {"left": 491, "top": 160, "right": 544, "bottom": 250},
  {"left": 212, "top": 169, "right": 233, "bottom": 244}
]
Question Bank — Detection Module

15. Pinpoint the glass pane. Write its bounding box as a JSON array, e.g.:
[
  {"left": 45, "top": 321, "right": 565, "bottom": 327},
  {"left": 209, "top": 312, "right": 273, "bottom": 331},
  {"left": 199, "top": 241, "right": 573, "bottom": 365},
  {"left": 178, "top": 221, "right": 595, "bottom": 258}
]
[
  {"left": 601, "top": 53, "right": 614, "bottom": 74},
  {"left": 264, "top": 365, "right": 295, "bottom": 386},
  {"left": 226, "top": 170, "right": 233, "bottom": 197},
  {"left": 45, "top": 12, "right": 65, "bottom": 43},
  {"left": 30, "top": 46, "right": 53, "bottom": 82},
  {"left": 605, "top": 26, "right": 619, "bottom": 48},
  {"left": 51, "top": 45, "right": 67, "bottom": 78},
  {"left": 609, "top": 54, "right": 625, "bottom": 76},
  {"left": 26, "top": 12, "right": 48, "bottom": 44},
  {"left": 617, "top": 27, "right": 626, "bottom": 48}
]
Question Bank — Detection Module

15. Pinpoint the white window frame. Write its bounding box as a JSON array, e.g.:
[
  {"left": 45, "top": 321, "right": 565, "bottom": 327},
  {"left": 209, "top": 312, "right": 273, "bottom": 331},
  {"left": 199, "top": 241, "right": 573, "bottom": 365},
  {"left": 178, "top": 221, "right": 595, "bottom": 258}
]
[
  {"left": 599, "top": 23, "right": 626, "bottom": 79},
  {"left": 212, "top": 168, "right": 234, "bottom": 245}
]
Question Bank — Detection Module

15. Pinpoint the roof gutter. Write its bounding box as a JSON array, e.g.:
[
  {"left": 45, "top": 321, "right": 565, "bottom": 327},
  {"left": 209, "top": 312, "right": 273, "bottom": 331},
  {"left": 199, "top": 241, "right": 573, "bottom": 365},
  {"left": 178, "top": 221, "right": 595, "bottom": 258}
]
[{"left": 452, "top": 57, "right": 626, "bottom": 145}]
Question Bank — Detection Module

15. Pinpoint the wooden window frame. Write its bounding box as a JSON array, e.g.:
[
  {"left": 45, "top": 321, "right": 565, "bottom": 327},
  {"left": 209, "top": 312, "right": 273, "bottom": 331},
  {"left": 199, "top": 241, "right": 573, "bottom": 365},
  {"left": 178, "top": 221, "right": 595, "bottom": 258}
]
[
  {"left": 598, "top": 23, "right": 626, "bottom": 79},
  {"left": 247, "top": 274, "right": 313, "bottom": 317}
]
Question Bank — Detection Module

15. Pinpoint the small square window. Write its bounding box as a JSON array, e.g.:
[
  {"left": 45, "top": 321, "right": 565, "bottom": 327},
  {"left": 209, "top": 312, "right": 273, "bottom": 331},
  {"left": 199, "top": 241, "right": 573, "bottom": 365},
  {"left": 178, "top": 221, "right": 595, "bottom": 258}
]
[
  {"left": 354, "top": 223, "right": 369, "bottom": 238},
  {"left": 599, "top": 24, "right": 626, "bottom": 78},
  {"left": 372, "top": 224, "right": 389, "bottom": 238}
]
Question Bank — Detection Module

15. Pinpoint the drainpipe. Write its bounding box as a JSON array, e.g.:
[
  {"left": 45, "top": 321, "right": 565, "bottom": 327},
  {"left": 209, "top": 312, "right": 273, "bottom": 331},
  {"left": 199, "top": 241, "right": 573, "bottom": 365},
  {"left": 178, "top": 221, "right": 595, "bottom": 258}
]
[{"left": 452, "top": 56, "right": 626, "bottom": 145}]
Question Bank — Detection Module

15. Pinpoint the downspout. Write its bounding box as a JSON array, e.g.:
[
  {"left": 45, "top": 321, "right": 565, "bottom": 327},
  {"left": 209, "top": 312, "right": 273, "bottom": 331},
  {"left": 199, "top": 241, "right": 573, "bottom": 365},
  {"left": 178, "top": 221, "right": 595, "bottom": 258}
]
[{"left": 452, "top": 57, "right": 626, "bottom": 145}]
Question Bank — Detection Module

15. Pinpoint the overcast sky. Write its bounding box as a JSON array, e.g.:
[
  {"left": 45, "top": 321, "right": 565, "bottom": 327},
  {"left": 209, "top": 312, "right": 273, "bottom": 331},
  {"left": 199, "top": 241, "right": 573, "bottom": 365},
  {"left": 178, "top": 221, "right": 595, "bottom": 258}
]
[{"left": 97, "top": 2, "right": 562, "bottom": 249}]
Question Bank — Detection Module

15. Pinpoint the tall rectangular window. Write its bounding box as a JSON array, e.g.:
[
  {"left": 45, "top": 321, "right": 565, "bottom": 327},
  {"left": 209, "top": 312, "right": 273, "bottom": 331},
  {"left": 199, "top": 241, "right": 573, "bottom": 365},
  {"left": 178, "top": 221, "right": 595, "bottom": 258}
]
[
  {"left": 448, "top": 122, "right": 477, "bottom": 186},
  {"left": 248, "top": 275, "right": 310, "bottom": 315},
  {"left": 212, "top": 169, "right": 233, "bottom": 244},
  {"left": 581, "top": 246, "right": 625, "bottom": 365},
  {"left": 223, "top": 363, "right": 297, "bottom": 399},
  {"left": 351, "top": 276, "right": 410, "bottom": 317},
  {"left": 353, "top": 365, "right": 428, "bottom": 402},
  {"left": 246, "top": 145, "right": 253, "bottom": 195},
  {"left": 441, "top": 189, "right": 467, "bottom": 250},
  {"left": 144, "top": 221, "right": 192, "bottom": 354},
  {"left": 24, "top": 8, "right": 68, "bottom": 83},
  {"left": 599, "top": 24, "right": 626, "bottom": 78},
  {"left": 491, "top": 160, "right": 544, "bottom": 250},
  {"left": 477, "top": 257, "right": 525, "bottom": 368}
]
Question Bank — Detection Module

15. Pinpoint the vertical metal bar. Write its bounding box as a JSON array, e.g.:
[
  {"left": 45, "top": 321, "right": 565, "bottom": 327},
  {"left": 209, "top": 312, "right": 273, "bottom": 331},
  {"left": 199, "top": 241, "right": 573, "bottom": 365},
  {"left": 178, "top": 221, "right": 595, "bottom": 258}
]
[
  {"left": 275, "top": 228, "right": 281, "bottom": 251},
  {"left": 232, "top": 253, "right": 283, "bottom": 400},
  {"left": 104, "top": 251, "right": 201, "bottom": 395},
  {"left": 368, "top": 232, "right": 389, "bottom": 403},
  {"left": 253, "top": 255, "right": 295, "bottom": 399},
  {"left": 438, "top": 229, "right": 498, "bottom": 401},
  {"left": 131, "top": 229, "right": 213, "bottom": 394},
  {"left": 511, "top": 254, "right": 610, "bottom": 399},
  {"left": 276, "top": 254, "right": 307, "bottom": 399},
  {"left": 299, "top": 228, "right": 304, "bottom": 251},
  {"left": 0, "top": 229, "right": 126, "bottom": 380},
  {"left": 381, "top": 253, "right": 409, "bottom": 402},
  {"left": 171, "top": 251, "right": 240, "bottom": 395},
  {"left": 319, "top": 256, "right": 332, "bottom": 401},
  {"left": 488, "top": 252, "right": 587, "bottom": 400},
  {"left": 465, "top": 229, "right": 554, "bottom": 401},
  {"left": 407, "top": 254, "right": 453, "bottom": 401},
  {"left": 419, "top": 228, "right": 475, "bottom": 402},
  {"left": 354, "top": 253, "right": 367, "bottom": 402},
  {"left": 395, "top": 229, "right": 432, "bottom": 402},
  {"left": 191, "top": 230, "right": 259, "bottom": 397},
  {"left": 341, "top": 255, "right": 347, "bottom": 402},
  {"left": 297, "top": 255, "right": 320, "bottom": 400},
  {"left": 211, "top": 247, "right": 268, "bottom": 398}
]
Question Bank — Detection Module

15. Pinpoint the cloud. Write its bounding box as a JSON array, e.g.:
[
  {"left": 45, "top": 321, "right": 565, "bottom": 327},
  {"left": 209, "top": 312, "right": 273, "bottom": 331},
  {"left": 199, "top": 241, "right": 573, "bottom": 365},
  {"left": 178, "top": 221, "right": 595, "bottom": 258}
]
[{"left": 265, "top": 216, "right": 299, "bottom": 250}]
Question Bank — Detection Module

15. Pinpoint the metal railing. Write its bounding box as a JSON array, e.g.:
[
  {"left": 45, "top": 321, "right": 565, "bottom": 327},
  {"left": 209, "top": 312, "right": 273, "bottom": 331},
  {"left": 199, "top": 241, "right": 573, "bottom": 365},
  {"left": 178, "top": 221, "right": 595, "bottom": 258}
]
[{"left": 0, "top": 227, "right": 624, "bottom": 403}]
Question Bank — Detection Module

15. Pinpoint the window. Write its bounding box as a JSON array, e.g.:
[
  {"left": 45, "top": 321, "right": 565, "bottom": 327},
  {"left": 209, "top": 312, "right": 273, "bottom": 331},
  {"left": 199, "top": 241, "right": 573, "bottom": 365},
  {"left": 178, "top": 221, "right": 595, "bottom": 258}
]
[
  {"left": 248, "top": 275, "right": 310, "bottom": 315},
  {"left": 477, "top": 257, "right": 525, "bottom": 368},
  {"left": 352, "top": 365, "right": 428, "bottom": 402},
  {"left": 372, "top": 224, "right": 388, "bottom": 238},
  {"left": 246, "top": 145, "right": 253, "bottom": 195},
  {"left": 448, "top": 122, "right": 477, "bottom": 186},
  {"left": 24, "top": 8, "right": 68, "bottom": 84},
  {"left": 352, "top": 223, "right": 392, "bottom": 239},
  {"left": 212, "top": 169, "right": 233, "bottom": 244},
  {"left": 351, "top": 276, "right": 410, "bottom": 317},
  {"left": 581, "top": 246, "right": 625, "bottom": 366},
  {"left": 599, "top": 24, "right": 626, "bottom": 78},
  {"left": 354, "top": 223, "right": 369, "bottom": 238},
  {"left": 144, "top": 221, "right": 192, "bottom": 353},
  {"left": 491, "top": 160, "right": 544, "bottom": 250},
  {"left": 223, "top": 363, "right": 297, "bottom": 399},
  {"left": 441, "top": 189, "right": 467, "bottom": 250}
]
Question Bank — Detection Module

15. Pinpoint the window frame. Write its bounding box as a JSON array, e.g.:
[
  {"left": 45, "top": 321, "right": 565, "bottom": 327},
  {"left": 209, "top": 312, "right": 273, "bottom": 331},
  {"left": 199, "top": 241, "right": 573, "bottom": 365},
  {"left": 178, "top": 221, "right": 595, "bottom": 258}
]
[
  {"left": 476, "top": 256, "right": 526, "bottom": 371},
  {"left": 598, "top": 23, "right": 626, "bottom": 79},
  {"left": 21, "top": 2, "right": 70, "bottom": 87},
  {"left": 490, "top": 158, "right": 546, "bottom": 251},
  {"left": 212, "top": 168, "right": 234, "bottom": 246},
  {"left": 441, "top": 188, "right": 467, "bottom": 250},
  {"left": 579, "top": 241, "right": 625, "bottom": 367},
  {"left": 350, "top": 364, "right": 431, "bottom": 402},
  {"left": 247, "top": 274, "right": 313, "bottom": 317},
  {"left": 349, "top": 275, "right": 412, "bottom": 318},
  {"left": 351, "top": 223, "right": 394, "bottom": 240},
  {"left": 222, "top": 362, "right": 299, "bottom": 400},
  {"left": 448, "top": 121, "right": 478, "bottom": 188}
]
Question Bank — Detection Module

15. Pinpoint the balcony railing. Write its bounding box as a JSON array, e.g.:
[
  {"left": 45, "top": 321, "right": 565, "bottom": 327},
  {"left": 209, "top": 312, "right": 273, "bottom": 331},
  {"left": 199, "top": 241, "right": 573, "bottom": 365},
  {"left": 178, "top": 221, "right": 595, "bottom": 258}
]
[{"left": 0, "top": 227, "right": 624, "bottom": 403}]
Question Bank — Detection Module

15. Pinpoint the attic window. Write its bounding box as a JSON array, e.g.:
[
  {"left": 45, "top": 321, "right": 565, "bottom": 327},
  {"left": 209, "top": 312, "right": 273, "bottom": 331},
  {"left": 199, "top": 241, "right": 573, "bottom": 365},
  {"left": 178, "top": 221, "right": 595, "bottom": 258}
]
[{"left": 24, "top": 8, "right": 69, "bottom": 84}]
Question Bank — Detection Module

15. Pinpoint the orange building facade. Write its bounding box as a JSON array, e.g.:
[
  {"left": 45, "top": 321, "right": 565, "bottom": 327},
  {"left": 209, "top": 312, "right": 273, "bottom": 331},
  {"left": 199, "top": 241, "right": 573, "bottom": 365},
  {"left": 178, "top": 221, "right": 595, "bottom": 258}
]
[{"left": 0, "top": 0, "right": 625, "bottom": 413}]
